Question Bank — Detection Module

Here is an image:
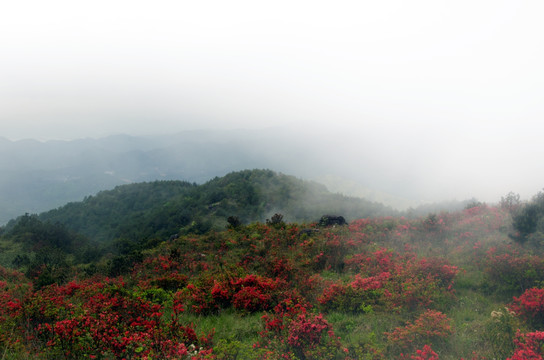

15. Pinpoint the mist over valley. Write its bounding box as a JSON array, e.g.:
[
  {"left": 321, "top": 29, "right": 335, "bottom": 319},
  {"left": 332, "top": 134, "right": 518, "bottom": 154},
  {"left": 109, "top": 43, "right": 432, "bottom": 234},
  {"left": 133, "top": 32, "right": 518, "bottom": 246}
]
[{"left": 0, "top": 129, "right": 471, "bottom": 225}]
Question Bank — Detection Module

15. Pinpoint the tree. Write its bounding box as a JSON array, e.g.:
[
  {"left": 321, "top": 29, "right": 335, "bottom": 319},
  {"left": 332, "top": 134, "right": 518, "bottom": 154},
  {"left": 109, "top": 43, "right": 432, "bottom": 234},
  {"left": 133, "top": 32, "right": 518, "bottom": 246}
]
[
  {"left": 511, "top": 191, "right": 544, "bottom": 243},
  {"left": 227, "top": 216, "right": 242, "bottom": 229},
  {"left": 266, "top": 213, "right": 285, "bottom": 229},
  {"left": 500, "top": 192, "right": 521, "bottom": 214}
]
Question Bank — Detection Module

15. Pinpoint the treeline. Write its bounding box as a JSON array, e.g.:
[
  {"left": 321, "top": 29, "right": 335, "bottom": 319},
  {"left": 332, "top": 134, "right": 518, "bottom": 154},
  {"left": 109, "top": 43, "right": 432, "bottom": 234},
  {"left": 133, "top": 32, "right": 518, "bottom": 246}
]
[
  {"left": 509, "top": 190, "right": 544, "bottom": 245},
  {"left": 0, "top": 213, "right": 99, "bottom": 288}
]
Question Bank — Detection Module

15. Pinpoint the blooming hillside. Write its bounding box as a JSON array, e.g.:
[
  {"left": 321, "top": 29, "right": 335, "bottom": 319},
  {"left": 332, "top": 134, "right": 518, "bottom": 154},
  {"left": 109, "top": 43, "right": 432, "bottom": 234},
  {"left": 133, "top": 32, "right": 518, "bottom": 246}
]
[{"left": 2, "top": 204, "right": 544, "bottom": 359}]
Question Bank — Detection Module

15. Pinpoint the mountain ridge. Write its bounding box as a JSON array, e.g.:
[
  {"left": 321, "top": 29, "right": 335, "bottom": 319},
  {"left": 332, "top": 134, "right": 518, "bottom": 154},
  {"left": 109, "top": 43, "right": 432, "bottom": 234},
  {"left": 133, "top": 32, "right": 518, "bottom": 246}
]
[
  {"left": 0, "top": 130, "right": 412, "bottom": 225},
  {"left": 30, "top": 169, "right": 395, "bottom": 245}
]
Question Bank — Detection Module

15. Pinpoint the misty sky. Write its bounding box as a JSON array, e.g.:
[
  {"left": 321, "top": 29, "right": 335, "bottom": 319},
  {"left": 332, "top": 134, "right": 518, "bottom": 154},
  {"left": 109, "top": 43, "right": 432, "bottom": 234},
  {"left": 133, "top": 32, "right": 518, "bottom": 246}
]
[{"left": 1, "top": 1, "right": 544, "bottom": 203}]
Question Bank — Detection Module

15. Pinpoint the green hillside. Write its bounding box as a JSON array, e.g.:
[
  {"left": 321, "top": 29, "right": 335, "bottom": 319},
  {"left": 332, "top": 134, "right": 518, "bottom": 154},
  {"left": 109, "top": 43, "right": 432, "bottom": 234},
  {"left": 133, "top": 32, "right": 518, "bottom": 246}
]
[
  {"left": 33, "top": 169, "right": 394, "bottom": 243},
  {"left": 3, "top": 171, "right": 544, "bottom": 358},
  {"left": 0, "top": 169, "right": 394, "bottom": 280}
]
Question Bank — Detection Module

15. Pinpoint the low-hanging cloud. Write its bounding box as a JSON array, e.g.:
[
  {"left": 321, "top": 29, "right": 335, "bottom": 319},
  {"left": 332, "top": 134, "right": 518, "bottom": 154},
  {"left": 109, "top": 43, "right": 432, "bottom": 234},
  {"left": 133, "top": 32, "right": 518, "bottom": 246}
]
[{"left": 0, "top": 0, "right": 543, "bottom": 205}]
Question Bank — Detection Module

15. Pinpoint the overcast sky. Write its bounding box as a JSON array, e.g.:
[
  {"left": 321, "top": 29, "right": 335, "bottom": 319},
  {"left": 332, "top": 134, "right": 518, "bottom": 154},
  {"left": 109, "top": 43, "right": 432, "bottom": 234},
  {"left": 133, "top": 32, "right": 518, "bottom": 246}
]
[{"left": 1, "top": 0, "right": 544, "bottom": 203}]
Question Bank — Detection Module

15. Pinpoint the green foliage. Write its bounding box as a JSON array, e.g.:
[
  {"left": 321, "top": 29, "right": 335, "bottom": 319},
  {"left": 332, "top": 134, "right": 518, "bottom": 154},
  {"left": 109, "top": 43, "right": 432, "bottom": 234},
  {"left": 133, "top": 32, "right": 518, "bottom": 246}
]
[
  {"left": 38, "top": 181, "right": 196, "bottom": 243},
  {"left": 500, "top": 192, "right": 521, "bottom": 214},
  {"left": 511, "top": 191, "right": 544, "bottom": 243},
  {"left": 481, "top": 244, "right": 544, "bottom": 299},
  {"left": 5, "top": 213, "right": 90, "bottom": 254},
  {"left": 214, "top": 336, "right": 265, "bottom": 359},
  {"left": 34, "top": 170, "right": 395, "bottom": 247},
  {"left": 464, "top": 198, "right": 484, "bottom": 210},
  {"left": 26, "top": 247, "right": 71, "bottom": 289},
  {"left": 266, "top": 213, "right": 285, "bottom": 229},
  {"left": 482, "top": 308, "right": 519, "bottom": 359},
  {"left": 226, "top": 215, "right": 242, "bottom": 229},
  {"left": 1, "top": 215, "right": 98, "bottom": 288}
]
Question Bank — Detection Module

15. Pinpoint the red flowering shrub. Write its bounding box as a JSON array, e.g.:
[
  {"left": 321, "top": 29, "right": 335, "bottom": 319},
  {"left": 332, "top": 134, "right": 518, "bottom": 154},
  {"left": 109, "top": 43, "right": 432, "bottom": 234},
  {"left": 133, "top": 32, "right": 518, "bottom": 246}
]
[
  {"left": 6, "top": 277, "right": 214, "bottom": 359},
  {"left": 210, "top": 279, "right": 234, "bottom": 308},
  {"left": 386, "top": 276, "right": 441, "bottom": 311},
  {"left": 318, "top": 282, "right": 347, "bottom": 308},
  {"left": 287, "top": 313, "right": 332, "bottom": 348},
  {"left": 267, "top": 256, "right": 294, "bottom": 280},
  {"left": 183, "top": 273, "right": 287, "bottom": 314},
  {"left": 413, "top": 345, "right": 439, "bottom": 360},
  {"left": 318, "top": 273, "right": 389, "bottom": 313},
  {"left": 261, "top": 297, "right": 309, "bottom": 334},
  {"left": 349, "top": 217, "right": 400, "bottom": 240},
  {"left": 181, "top": 281, "right": 219, "bottom": 315},
  {"left": 386, "top": 309, "right": 453, "bottom": 351},
  {"left": 345, "top": 248, "right": 394, "bottom": 274},
  {"left": 391, "top": 268, "right": 454, "bottom": 311},
  {"left": 414, "top": 258, "right": 459, "bottom": 288},
  {"left": 0, "top": 266, "right": 31, "bottom": 352},
  {"left": 508, "top": 330, "right": 544, "bottom": 360},
  {"left": 231, "top": 274, "right": 280, "bottom": 312},
  {"left": 0, "top": 266, "right": 26, "bottom": 283},
  {"left": 387, "top": 254, "right": 458, "bottom": 311},
  {"left": 231, "top": 274, "right": 288, "bottom": 312},
  {"left": 509, "top": 288, "right": 544, "bottom": 327},
  {"left": 233, "top": 286, "right": 272, "bottom": 312},
  {"left": 400, "top": 344, "right": 439, "bottom": 360},
  {"left": 257, "top": 300, "right": 348, "bottom": 359},
  {"left": 287, "top": 313, "right": 344, "bottom": 359},
  {"left": 326, "top": 248, "right": 458, "bottom": 313}
]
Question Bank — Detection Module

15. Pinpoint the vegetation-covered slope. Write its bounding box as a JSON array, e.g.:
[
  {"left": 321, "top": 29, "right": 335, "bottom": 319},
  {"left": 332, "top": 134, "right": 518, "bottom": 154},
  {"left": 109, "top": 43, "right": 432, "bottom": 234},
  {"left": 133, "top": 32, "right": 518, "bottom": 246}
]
[
  {"left": 3, "top": 194, "right": 544, "bottom": 358},
  {"left": 31, "top": 169, "right": 394, "bottom": 243},
  {"left": 0, "top": 169, "right": 394, "bottom": 285},
  {"left": 4, "top": 172, "right": 544, "bottom": 359}
]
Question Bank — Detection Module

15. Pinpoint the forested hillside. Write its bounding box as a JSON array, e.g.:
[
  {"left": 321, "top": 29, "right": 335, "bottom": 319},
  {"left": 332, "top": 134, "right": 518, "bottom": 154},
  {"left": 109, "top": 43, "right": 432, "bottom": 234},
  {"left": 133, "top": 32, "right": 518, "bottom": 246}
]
[
  {"left": 0, "top": 170, "right": 394, "bottom": 282},
  {"left": 32, "top": 169, "right": 394, "bottom": 242}
]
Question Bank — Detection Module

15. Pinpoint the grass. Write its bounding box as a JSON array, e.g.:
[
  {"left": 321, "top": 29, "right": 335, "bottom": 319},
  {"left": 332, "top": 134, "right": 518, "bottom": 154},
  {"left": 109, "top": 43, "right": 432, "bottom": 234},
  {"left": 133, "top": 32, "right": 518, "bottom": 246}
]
[
  {"left": 326, "top": 310, "right": 400, "bottom": 355},
  {"left": 180, "top": 308, "right": 263, "bottom": 343},
  {"left": 178, "top": 309, "right": 264, "bottom": 359}
]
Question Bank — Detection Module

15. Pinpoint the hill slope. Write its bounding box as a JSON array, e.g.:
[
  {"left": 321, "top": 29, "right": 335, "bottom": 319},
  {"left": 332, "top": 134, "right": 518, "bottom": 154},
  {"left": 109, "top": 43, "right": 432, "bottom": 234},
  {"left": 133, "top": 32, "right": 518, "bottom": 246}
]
[
  {"left": 3, "top": 199, "right": 538, "bottom": 359},
  {"left": 32, "top": 169, "right": 395, "bottom": 245}
]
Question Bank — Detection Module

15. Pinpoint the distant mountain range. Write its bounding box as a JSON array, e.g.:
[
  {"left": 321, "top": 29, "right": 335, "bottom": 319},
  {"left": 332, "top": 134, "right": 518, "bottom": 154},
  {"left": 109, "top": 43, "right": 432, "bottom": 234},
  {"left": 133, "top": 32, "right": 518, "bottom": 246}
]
[
  {"left": 0, "top": 129, "right": 402, "bottom": 224},
  {"left": 0, "top": 129, "right": 474, "bottom": 225},
  {"left": 0, "top": 130, "right": 297, "bottom": 223}
]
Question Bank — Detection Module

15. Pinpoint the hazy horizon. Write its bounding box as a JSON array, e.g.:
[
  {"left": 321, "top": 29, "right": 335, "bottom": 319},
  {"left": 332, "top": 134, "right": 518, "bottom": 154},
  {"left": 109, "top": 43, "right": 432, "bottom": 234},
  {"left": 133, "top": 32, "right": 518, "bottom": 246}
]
[{"left": 1, "top": 1, "right": 543, "bottom": 205}]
